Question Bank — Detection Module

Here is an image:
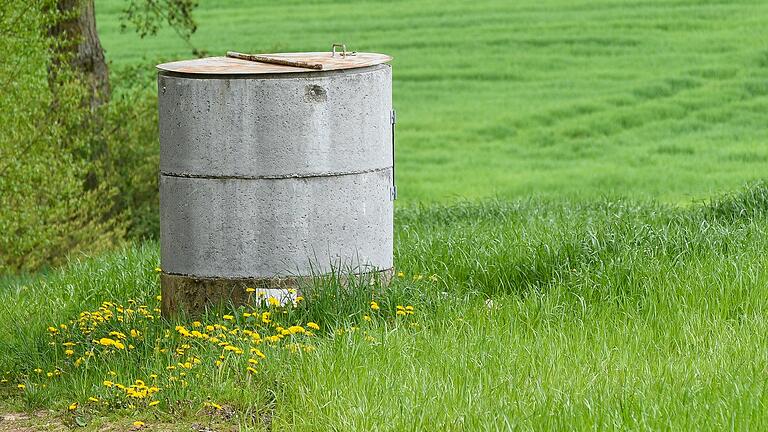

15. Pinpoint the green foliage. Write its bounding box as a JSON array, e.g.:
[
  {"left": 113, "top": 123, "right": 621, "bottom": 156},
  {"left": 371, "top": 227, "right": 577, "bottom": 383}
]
[
  {"left": 101, "top": 65, "right": 161, "bottom": 240},
  {"left": 0, "top": 0, "right": 124, "bottom": 273}
]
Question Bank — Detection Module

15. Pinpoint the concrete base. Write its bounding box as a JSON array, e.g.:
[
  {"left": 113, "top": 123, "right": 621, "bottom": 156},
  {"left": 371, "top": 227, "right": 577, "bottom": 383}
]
[{"left": 161, "top": 268, "right": 393, "bottom": 316}]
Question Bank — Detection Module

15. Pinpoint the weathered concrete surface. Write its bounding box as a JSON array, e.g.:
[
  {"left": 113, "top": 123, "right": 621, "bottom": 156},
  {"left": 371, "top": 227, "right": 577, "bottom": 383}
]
[
  {"left": 160, "top": 268, "right": 393, "bottom": 316},
  {"left": 158, "top": 65, "right": 392, "bottom": 178},
  {"left": 160, "top": 169, "right": 393, "bottom": 278},
  {"left": 157, "top": 60, "right": 394, "bottom": 316}
]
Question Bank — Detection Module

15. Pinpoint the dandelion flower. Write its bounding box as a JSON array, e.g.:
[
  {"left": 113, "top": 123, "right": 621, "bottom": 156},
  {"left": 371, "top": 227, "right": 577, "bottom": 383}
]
[
  {"left": 370, "top": 301, "right": 380, "bottom": 311},
  {"left": 68, "top": 402, "right": 78, "bottom": 411},
  {"left": 148, "top": 400, "right": 159, "bottom": 407},
  {"left": 363, "top": 315, "right": 372, "bottom": 321},
  {"left": 17, "top": 384, "right": 25, "bottom": 390},
  {"left": 245, "top": 287, "right": 255, "bottom": 293},
  {"left": 223, "top": 315, "right": 234, "bottom": 321},
  {"left": 98, "top": 337, "right": 116, "bottom": 347},
  {"left": 133, "top": 420, "right": 145, "bottom": 427},
  {"left": 307, "top": 322, "right": 320, "bottom": 330},
  {"left": 267, "top": 297, "right": 280, "bottom": 307}
]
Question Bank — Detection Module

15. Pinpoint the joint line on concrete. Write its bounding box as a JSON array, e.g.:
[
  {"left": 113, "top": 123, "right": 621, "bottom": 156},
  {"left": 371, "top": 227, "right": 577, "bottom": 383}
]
[{"left": 159, "top": 166, "right": 392, "bottom": 180}]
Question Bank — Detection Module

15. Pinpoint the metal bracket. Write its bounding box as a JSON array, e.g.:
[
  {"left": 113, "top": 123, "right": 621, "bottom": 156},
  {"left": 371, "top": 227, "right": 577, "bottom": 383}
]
[
  {"left": 391, "top": 109, "right": 397, "bottom": 201},
  {"left": 331, "top": 43, "right": 357, "bottom": 58}
]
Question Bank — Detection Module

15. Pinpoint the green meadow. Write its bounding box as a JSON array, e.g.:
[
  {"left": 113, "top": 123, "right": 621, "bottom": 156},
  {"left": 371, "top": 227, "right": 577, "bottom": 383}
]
[
  {"left": 97, "top": 0, "right": 768, "bottom": 203},
  {"left": 2, "top": 0, "right": 768, "bottom": 430}
]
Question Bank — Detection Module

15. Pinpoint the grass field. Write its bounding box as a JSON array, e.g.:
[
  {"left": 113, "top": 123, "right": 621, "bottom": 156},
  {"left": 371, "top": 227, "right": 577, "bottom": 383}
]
[
  {"left": 95, "top": 0, "right": 768, "bottom": 203},
  {"left": 3, "top": 185, "right": 768, "bottom": 430},
  {"left": 3, "top": 0, "right": 768, "bottom": 430}
]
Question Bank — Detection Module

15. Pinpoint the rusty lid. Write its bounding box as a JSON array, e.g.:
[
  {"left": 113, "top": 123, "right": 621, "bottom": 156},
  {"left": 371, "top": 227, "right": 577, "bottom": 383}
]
[{"left": 157, "top": 51, "right": 392, "bottom": 75}]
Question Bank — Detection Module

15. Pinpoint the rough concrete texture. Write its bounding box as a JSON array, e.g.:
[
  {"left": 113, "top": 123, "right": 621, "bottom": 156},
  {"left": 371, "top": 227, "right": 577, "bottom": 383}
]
[
  {"left": 160, "top": 169, "right": 393, "bottom": 278},
  {"left": 158, "top": 65, "right": 392, "bottom": 178},
  {"left": 160, "top": 268, "right": 393, "bottom": 316}
]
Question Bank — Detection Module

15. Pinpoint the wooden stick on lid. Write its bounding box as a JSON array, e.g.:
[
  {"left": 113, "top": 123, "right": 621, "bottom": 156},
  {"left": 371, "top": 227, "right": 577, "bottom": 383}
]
[{"left": 226, "top": 51, "right": 324, "bottom": 70}]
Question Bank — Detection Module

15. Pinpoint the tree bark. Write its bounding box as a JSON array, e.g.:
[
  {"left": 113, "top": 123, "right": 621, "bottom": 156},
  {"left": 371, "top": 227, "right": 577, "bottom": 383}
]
[{"left": 49, "top": 0, "right": 110, "bottom": 108}]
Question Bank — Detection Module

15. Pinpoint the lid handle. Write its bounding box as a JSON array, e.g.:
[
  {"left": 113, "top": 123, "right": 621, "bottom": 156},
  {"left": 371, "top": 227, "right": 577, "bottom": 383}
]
[{"left": 331, "top": 43, "right": 356, "bottom": 58}]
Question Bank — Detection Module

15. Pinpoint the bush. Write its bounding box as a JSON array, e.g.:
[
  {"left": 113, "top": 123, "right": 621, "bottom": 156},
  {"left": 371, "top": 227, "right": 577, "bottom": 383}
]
[{"left": 0, "top": 1, "right": 163, "bottom": 273}]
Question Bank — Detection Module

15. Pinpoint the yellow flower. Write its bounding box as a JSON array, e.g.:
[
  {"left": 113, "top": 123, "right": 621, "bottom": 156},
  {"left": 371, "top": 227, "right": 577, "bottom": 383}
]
[
  {"left": 261, "top": 312, "right": 271, "bottom": 324},
  {"left": 156, "top": 295, "right": 162, "bottom": 301},
  {"left": 17, "top": 384, "right": 25, "bottom": 390},
  {"left": 295, "top": 296, "right": 304, "bottom": 303},
  {"left": 133, "top": 421, "right": 145, "bottom": 427},
  {"left": 397, "top": 271, "right": 405, "bottom": 277},
  {"left": 288, "top": 325, "right": 305, "bottom": 334},
  {"left": 103, "top": 380, "right": 114, "bottom": 387},
  {"left": 130, "top": 329, "right": 141, "bottom": 337},
  {"left": 34, "top": 368, "right": 42, "bottom": 373},
  {"left": 363, "top": 315, "right": 372, "bottom": 321},
  {"left": 88, "top": 397, "right": 99, "bottom": 403},
  {"left": 396, "top": 310, "right": 406, "bottom": 316},
  {"left": 205, "top": 401, "right": 223, "bottom": 410},
  {"left": 307, "top": 322, "right": 320, "bottom": 330},
  {"left": 192, "top": 321, "right": 201, "bottom": 327},
  {"left": 247, "top": 366, "right": 258, "bottom": 374},
  {"left": 267, "top": 297, "right": 280, "bottom": 307},
  {"left": 148, "top": 400, "right": 160, "bottom": 407},
  {"left": 154, "top": 267, "right": 162, "bottom": 272},
  {"left": 223, "top": 315, "right": 234, "bottom": 321},
  {"left": 65, "top": 349, "right": 74, "bottom": 356},
  {"left": 370, "top": 301, "right": 380, "bottom": 311},
  {"left": 245, "top": 287, "right": 255, "bottom": 293},
  {"left": 113, "top": 341, "right": 126, "bottom": 350},
  {"left": 98, "top": 337, "right": 116, "bottom": 347},
  {"left": 68, "top": 402, "right": 78, "bottom": 411},
  {"left": 248, "top": 358, "right": 259, "bottom": 365},
  {"left": 47, "top": 327, "right": 58, "bottom": 334}
]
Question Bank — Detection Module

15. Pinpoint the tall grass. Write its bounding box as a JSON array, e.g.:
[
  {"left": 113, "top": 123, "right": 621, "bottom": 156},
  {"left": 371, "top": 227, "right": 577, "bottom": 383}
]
[{"left": 2, "top": 183, "right": 768, "bottom": 430}]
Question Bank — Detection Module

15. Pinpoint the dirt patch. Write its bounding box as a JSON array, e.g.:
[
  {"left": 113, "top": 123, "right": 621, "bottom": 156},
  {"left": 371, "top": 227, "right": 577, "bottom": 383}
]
[{"left": 0, "top": 411, "right": 66, "bottom": 432}]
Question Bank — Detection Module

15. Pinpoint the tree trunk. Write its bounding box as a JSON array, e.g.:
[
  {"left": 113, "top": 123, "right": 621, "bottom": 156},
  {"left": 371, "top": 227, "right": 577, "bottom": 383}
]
[{"left": 49, "top": 0, "right": 110, "bottom": 108}]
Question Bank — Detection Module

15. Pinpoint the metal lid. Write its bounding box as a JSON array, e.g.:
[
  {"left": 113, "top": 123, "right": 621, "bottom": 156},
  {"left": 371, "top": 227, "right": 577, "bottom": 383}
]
[{"left": 157, "top": 51, "right": 392, "bottom": 75}]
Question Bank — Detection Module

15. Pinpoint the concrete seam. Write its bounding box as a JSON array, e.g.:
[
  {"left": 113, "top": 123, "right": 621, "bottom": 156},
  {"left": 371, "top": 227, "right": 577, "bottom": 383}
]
[{"left": 160, "top": 166, "right": 392, "bottom": 180}]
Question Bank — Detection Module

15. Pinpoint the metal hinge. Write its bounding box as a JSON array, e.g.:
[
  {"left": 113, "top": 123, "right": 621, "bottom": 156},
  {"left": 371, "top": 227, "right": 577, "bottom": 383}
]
[{"left": 390, "top": 109, "right": 397, "bottom": 201}]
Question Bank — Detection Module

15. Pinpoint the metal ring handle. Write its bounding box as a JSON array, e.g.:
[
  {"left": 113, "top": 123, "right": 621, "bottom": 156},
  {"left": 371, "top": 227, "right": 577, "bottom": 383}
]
[{"left": 331, "top": 43, "right": 347, "bottom": 58}]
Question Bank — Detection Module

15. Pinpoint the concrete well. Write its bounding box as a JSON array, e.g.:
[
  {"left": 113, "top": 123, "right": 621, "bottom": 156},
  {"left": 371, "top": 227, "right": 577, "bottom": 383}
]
[{"left": 156, "top": 53, "right": 394, "bottom": 315}]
